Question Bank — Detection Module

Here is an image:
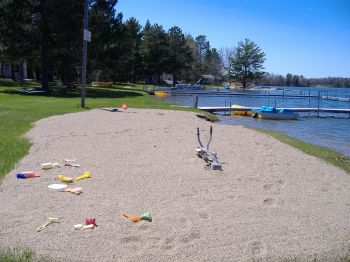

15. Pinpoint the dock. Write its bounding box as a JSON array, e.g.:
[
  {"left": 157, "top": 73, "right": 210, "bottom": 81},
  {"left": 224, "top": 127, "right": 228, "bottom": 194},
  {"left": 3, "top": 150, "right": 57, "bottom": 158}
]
[{"left": 198, "top": 106, "right": 350, "bottom": 114}]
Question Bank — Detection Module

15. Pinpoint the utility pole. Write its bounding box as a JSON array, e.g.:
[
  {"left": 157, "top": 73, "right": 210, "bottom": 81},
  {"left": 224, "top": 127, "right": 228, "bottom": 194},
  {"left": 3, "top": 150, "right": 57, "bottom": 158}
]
[{"left": 81, "top": 0, "right": 90, "bottom": 107}]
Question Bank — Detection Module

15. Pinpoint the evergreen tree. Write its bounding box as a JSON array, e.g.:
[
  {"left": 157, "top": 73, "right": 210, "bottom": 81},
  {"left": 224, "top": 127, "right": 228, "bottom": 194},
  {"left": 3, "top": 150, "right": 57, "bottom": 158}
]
[
  {"left": 48, "top": 0, "right": 83, "bottom": 85},
  {"left": 139, "top": 23, "right": 169, "bottom": 84},
  {"left": 194, "top": 35, "right": 210, "bottom": 79},
  {"left": 124, "top": 17, "right": 143, "bottom": 82},
  {"left": 0, "top": 0, "right": 41, "bottom": 83},
  {"left": 204, "top": 48, "right": 222, "bottom": 83},
  {"left": 167, "top": 26, "right": 193, "bottom": 85},
  {"left": 286, "top": 73, "right": 292, "bottom": 86},
  {"left": 230, "top": 39, "right": 265, "bottom": 88},
  {"left": 89, "top": 0, "right": 121, "bottom": 81}
]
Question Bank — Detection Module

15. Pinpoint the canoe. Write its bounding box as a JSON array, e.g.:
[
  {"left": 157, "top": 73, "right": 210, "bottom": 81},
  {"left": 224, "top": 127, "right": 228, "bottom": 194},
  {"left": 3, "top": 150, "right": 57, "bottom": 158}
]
[{"left": 231, "top": 104, "right": 252, "bottom": 116}]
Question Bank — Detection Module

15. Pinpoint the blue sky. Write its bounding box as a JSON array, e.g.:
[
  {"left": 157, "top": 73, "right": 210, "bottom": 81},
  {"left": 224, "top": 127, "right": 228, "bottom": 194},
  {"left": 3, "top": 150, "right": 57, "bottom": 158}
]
[{"left": 117, "top": 0, "right": 350, "bottom": 78}]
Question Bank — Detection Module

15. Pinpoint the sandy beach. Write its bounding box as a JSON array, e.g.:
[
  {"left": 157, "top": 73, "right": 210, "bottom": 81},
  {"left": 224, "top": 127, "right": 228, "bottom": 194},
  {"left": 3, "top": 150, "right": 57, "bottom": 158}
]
[{"left": 0, "top": 108, "right": 349, "bottom": 262}]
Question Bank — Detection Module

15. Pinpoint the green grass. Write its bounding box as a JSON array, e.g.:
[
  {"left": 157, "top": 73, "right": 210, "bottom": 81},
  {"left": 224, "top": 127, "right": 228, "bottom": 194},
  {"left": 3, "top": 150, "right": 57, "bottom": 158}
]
[
  {"left": 252, "top": 127, "right": 350, "bottom": 174},
  {"left": 0, "top": 83, "right": 216, "bottom": 180},
  {"left": 0, "top": 248, "right": 52, "bottom": 262}
]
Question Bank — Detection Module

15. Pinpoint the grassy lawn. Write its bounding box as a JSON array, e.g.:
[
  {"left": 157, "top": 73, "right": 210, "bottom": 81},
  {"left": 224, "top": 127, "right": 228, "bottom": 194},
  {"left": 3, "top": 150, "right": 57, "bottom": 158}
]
[
  {"left": 252, "top": 127, "right": 350, "bottom": 174},
  {"left": 0, "top": 83, "right": 208, "bottom": 180},
  {"left": 0, "top": 248, "right": 51, "bottom": 262}
]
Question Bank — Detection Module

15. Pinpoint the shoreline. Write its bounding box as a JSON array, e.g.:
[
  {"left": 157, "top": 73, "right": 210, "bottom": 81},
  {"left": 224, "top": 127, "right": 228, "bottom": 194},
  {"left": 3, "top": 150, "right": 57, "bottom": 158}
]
[{"left": 1, "top": 108, "right": 349, "bottom": 261}]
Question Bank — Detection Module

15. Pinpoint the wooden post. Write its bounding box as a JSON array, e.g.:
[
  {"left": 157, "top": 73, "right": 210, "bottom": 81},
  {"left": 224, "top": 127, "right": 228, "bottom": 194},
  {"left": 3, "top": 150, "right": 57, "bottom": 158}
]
[
  {"left": 317, "top": 90, "right": 320, "bottom": 118},
  {"left": 193, "top": 95, "right": 198, "bottom": 108},
  {"left": 308, "top": 91, "right": 311, "bottom": 117}
]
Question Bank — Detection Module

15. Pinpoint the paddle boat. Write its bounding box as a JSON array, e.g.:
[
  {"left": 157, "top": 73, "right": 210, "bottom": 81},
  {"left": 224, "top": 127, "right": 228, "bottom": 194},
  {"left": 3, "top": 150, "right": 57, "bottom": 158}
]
[
  {"left": 231, "top": 104, "right": 252, "bottom": 116},
  {"left": 252, "top": 106, "right": 298, "bottom": 120},
  {"left": 154, "top": 91, "right": 169, "bottom": 97}
]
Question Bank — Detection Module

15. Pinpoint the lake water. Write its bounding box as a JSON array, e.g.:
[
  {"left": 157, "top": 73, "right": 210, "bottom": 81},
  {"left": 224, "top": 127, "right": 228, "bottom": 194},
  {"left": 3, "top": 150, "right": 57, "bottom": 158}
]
[{"left": 159, "top": 86, "right": 350, "bottom": 156}]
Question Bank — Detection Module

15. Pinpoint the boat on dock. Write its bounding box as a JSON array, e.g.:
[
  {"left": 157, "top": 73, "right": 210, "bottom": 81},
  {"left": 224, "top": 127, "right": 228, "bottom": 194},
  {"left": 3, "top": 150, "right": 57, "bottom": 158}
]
[
  {"left": 252, "top": 106, "right": 298, "bottom": 120},
  {"left": 231, "top": 104, "right": 252, "bottom": 116}
]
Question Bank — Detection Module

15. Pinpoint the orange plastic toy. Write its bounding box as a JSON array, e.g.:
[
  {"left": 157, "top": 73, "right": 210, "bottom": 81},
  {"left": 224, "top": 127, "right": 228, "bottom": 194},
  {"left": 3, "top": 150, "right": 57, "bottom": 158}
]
[{"left": 123, "top": 213, "right": 140, "bottom": 223}]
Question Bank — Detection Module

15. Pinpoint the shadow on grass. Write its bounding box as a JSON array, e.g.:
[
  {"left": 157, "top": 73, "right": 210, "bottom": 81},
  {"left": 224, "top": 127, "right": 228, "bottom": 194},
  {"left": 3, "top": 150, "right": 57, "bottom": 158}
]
[{"left": 0, "top": 87, "right": 144, "bottom": 99}]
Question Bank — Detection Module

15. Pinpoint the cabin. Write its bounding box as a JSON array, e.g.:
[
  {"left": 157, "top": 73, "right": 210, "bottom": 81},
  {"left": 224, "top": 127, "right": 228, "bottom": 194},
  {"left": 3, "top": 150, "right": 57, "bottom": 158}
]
[{"left": 0, "top": 62, "right": 28, "bottom": 80}]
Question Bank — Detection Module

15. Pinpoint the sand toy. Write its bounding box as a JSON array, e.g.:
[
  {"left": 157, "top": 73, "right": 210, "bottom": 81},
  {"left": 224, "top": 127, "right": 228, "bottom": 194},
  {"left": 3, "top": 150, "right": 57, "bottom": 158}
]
[
  {"left": 196, "top": 126, "right": 222, "bottom": 170},
  {"left": 48, "top": 184, "right": 82, "bottom": 195},
  {"left": 74, "top": 224, "right": 94, "bottom": 230},
  {"left": 64, "top": 159, "right": 80, "bottom": 167},
  {"left": 37, "top": 217, "right": 60, "bottom": 232},
  {"left": 41, "top": 162, "right": 60, "bottom": 170},
  {"left": 123, "top": 213, "right": 141, "bottom": 222},
  {"left": 16, "top": 171, "right": 41, "bottom": 179},
  {"left": 75, "top": 171, "right": 91, "bottom": 181},
  {"left": 123, "top": 212, "right": 152, "bottom": 223},
  {"left": 58, "top": 175, "right": 74, "bottom": 183},
  {"left": 74, "top": 218, "right": 96, "bottom": 230},
  {"left": 64, "top": 163, "right": 80, "bottom": 167},
  {"left": 140, "top": 212, "right": 152, "bottom": 222},
  {"left": 85, "top": 218, "right": 97, "bottom": 226},
  {"left": 65, "top": 159, "right": 77, "bottom": 162}
]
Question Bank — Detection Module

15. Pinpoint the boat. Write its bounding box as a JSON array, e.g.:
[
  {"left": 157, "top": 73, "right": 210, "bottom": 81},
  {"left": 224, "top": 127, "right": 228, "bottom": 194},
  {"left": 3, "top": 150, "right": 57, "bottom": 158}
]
[
  {"left": 154, "top": 91, "right": 169, "bottom": 97},
  {"left": 252, "top": 106, "right": 298, "bottom": 120},
  {"left": 231, "top": 104, "right": 252, "bottom": 116}
]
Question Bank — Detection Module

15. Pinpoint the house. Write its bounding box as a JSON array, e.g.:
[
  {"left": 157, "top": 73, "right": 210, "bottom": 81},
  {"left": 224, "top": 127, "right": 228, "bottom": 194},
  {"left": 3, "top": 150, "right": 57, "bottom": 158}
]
[
  {"left": 0, "top": 62, "right": 28, "bottom": 80},
  {"left": 146, "top": 72, "right": 173, "bottom": 85},
  {"left": 198, "top": 74, "right": 215, "bottom": 85}
]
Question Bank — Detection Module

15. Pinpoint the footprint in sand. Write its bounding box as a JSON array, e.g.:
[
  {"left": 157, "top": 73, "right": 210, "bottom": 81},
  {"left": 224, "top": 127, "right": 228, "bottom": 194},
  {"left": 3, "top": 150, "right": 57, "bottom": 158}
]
[
  {"left": 246, "top": 240, "right": 265, "bottom": 256},
  {"left": 263, "top": 198, "right": 274, "bottom": 206},
  {"left": 120, "top": 235, "right": 141, "bottom": 244},
  {"left": 138, "top": 224, "right": 150, "bottom": 231},
  {"left": 263, "top": 183, "right": 273, "bottom": 190},
  {"left": 180, "top": 230, "right": 201, "bottom": 244},
  {"left": 198, "top": 212, "right": 209, "bottom": 220},
  {"left": 161, "top": 235, "right": 176, "bottom": 250},
  {"left": 263, "top": 179, "right": 286, "bottom": 194}
]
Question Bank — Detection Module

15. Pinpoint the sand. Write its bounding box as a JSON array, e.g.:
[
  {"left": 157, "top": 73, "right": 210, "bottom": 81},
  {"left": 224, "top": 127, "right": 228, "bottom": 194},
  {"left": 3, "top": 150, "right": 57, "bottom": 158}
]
[{"left": 0, "top": 109, "right": 349, "bottom": 262}]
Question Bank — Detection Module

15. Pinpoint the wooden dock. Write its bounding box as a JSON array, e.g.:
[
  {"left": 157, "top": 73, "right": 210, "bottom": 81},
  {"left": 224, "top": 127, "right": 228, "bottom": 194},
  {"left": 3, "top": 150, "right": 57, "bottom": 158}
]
[{"left": 198, "top": 106, "right": 350, "bottom": 114}]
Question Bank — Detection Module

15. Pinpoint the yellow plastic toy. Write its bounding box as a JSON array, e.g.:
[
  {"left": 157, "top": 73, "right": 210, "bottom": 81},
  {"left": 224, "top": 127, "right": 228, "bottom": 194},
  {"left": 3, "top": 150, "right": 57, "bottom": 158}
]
[
  {"left": 75, "top": 171, "right": 91, "bottom": 181},
  {"left": 58, "top": 175, "right": 74, "bottom": 183},
  {"left": 37, "top": 217, "right": 60, "bottom": 232}
]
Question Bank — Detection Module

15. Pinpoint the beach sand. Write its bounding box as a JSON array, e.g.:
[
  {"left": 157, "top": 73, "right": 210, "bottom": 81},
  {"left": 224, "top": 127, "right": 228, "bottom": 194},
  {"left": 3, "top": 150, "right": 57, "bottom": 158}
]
[{"left": 0, "top": 109, "right": 349, "bottom": 261}]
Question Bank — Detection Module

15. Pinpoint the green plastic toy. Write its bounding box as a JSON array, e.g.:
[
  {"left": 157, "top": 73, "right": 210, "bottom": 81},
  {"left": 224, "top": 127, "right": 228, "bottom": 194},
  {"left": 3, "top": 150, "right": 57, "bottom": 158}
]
[{"left": 140, "top": 212, "right": 152, "bottom": 222}]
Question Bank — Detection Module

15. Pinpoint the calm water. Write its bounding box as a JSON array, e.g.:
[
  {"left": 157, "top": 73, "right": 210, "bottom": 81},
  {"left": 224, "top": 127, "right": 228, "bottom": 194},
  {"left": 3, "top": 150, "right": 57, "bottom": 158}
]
[{"left": 160, "top": 86, "right": 350, "bottom": 156}]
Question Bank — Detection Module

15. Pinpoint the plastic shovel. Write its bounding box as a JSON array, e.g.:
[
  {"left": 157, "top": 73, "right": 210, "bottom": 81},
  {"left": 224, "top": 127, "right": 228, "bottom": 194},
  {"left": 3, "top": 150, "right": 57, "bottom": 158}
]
[
  {"left": 16, "top": 171, "right": 41, "bottom": 179},
  {"left": 37, "top": 217, "right": 60, "bottom": 232},
  {"left": 48, "top": 184, "right": 82, "bottom": 195},
  {"left": 75, "top": 171, "right": 91, "bottom": 181}
]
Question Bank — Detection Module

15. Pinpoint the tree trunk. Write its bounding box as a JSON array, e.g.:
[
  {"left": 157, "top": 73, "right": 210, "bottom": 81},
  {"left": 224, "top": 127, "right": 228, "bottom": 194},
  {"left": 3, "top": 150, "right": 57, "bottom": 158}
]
[
  {"left": 173, "top": 72, "right": 177, "bottom": 86},
  {"left": 40, "top": 0, "right": 49, "bottom": 91},
  {"left": 19, "top": 62, "right": 24, "bottom": 86}
]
